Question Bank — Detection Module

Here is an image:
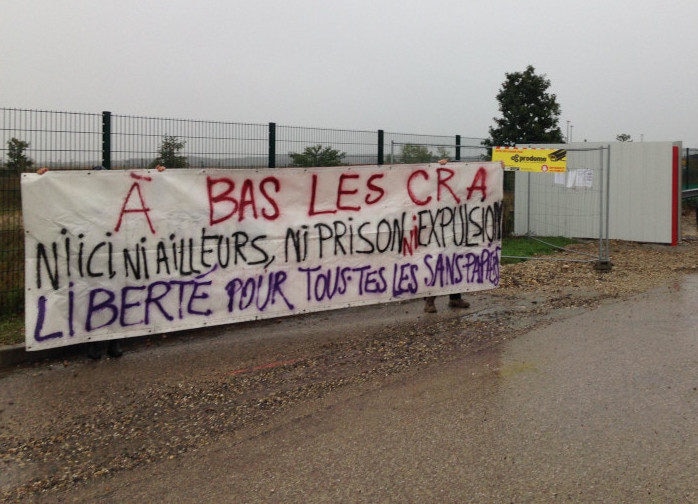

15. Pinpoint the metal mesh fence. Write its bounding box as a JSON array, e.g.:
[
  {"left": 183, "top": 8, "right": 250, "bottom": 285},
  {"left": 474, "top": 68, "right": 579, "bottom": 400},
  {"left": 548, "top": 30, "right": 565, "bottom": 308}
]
[
  {"left": 4, "top": 107, "right": 689, "bottom": 318},
  {"left": 0, "top": 168, "right": 23, "bottom": 315},
  {"left": 0, "top": 108, "right": 102, "bottom": 169},
  {"left": 0, "top": 107, "right": 489, "bottom": 316},
  {"left": 275, "top": 125, "right": 378, "bottom": 166},
  {"left": 110, "top": 114, "right": 269, "bottom": 169},
  {"left": 0, "top": 108, "right": 103, "bottom": 316},
  {"left": 385, "top": 132, "right": 487, "bottom": 163}
]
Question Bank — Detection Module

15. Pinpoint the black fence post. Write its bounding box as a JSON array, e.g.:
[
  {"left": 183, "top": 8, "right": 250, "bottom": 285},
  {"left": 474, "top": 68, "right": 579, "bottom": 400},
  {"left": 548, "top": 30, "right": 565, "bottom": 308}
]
[
  {"left": 377, "top": 129, "right": 384, "bottom": 165},
  {"left": 455, "top": 135, "right": 461, "bottom": 161},
  {"left": 268, "top": 122, "right": 276, "bottom": 168},
  {"left": 102, "top": 111, "right": 112, "bottom": 169}
]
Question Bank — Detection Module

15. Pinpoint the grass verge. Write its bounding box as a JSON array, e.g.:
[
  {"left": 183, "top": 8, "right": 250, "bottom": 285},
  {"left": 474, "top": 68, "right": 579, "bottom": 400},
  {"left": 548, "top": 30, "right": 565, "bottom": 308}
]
[
  {"left": 501, "top": 235, "right": 577, "bottom": 264},
  {"left": 0, "top": 315, "right": 24, "bottom": 346}
]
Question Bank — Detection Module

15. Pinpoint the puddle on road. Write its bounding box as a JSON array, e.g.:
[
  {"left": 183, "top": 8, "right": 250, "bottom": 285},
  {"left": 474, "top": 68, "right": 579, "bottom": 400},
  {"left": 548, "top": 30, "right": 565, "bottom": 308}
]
[{"left": 471, "top": 273, "right": 698, "bottom": 391}]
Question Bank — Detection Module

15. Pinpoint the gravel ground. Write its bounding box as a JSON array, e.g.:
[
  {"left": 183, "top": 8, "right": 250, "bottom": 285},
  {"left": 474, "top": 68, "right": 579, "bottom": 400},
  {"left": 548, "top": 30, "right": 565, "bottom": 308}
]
[{"left": 1, "top": 216, "right": 697, "bottom": 502}]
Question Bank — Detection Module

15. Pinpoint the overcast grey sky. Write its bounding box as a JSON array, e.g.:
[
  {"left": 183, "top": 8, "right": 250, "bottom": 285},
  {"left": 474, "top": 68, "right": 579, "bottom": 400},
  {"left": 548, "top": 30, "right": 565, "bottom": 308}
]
[{"left": 2, "top": 0, "right": 698, "bottom": 146}]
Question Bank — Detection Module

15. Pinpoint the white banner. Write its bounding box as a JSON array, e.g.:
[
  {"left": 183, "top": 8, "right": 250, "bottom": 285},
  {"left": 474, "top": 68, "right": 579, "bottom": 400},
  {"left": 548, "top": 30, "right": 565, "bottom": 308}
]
[{"left": 22, "top": 162, "right": 503, "bottom": 351}]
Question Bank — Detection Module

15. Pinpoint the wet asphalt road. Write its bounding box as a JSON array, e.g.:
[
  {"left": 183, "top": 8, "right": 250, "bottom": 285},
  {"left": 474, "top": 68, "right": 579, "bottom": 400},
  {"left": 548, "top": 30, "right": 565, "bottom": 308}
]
[{"left": 17, "top": 275, "right": 694, "bottom": 503}]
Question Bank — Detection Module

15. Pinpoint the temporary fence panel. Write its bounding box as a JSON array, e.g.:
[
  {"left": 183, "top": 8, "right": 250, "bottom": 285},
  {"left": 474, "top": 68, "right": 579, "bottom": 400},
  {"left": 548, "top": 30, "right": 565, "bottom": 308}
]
[{"left": 513, "top": 145, "right": 608, "bottom": 240}]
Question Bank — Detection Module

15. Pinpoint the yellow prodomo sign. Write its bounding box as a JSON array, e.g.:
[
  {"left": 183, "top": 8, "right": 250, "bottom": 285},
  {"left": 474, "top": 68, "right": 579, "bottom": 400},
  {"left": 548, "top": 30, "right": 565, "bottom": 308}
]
[{"left": 492, "top": 147, "right": 567, "bottom": 173}]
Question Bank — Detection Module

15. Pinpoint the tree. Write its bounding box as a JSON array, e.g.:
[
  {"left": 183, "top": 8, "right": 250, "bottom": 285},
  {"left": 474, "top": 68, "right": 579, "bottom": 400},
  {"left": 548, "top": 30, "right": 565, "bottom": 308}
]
[
  {"left": 150, "top": 135, "right": 188, "bottom": 168},
  {"left": 484, "top": 65, "right": 564, "bottom": 147},
  {"left": 435, "top": 146, "right": 451, "bottom": 161},
  {"left": 400, "top": 143, "right": 433, "bottom": 163},
  {"left": 616, "top": 133, "right": 632, "bottom": 142},
  {"left": 6, "top": 138, "right": 33, "bottom": 173},
  {"left": 290, "top": 144, "right": 345, "bottom": 167}
]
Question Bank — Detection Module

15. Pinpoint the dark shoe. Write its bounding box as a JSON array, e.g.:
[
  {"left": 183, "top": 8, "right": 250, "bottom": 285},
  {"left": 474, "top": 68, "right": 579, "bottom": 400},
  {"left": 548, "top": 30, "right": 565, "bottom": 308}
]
[
  {"left": 86, "top": 342, "right": 104, "bottom": 360},
  {"left": 424, "top": 297, "right": 437, "bottom": 313},
  {"left": 107, "top": 340, "right": 123, "bottom": 358},
  {"left": 448, "top": 298, "right": 470, "bottom": 309}
]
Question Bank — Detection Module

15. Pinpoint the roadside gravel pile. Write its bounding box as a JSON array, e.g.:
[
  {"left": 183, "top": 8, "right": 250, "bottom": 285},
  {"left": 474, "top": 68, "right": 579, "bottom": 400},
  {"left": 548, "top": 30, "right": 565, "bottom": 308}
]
[
  {"left": 1, "top": 220, "right": 697, "bottom": 502},
  {"left": 499, "top": 236, "right": 698, "bottom": 300}
]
